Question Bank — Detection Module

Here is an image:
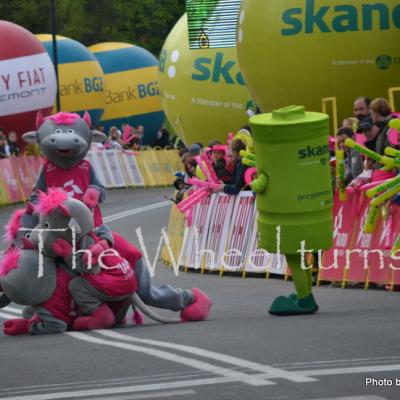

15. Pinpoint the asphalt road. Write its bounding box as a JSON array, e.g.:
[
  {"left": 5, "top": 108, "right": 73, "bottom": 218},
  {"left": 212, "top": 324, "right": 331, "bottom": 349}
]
[{"left": 0, "top": 188, "right": 399, "bottom": 400}]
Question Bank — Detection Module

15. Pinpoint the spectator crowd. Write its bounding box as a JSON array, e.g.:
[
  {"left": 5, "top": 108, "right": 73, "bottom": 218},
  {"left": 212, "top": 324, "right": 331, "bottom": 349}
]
[
  {"left": 172, "top": 126, "right": 253, "bottom": 203},
  {"left": 173, "top": 96, "right": 400, "bottom": 204},
  {"left": 0, "top": 128, "right": 20, "bottom": 158},
  {"left": 335, "top": 97, "right": 398, "bottom": 189},
  {"left": 93, "top": 124, "right": 179, "bottom": 151}
]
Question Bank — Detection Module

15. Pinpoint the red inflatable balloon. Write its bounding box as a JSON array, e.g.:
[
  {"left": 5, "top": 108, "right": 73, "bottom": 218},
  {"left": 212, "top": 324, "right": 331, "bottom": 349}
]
[{"left": 0, "top": 21, "right": 56, "bottom": 148}]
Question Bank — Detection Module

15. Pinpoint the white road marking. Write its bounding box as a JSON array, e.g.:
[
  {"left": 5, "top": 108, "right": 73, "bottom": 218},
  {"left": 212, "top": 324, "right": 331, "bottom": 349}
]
[
  {"left": 96, "top": 330, "right": 316, "bottom": 383},
  {"left": 307, "top": 396, "right": 387, "bottom": 400},
  {"left": 66, "top": 331, "right": 272, "bottom": 386},
  {"left": 0, "top": 371, "right": 211, "bottom": 394},
  {"left": 0, "top": 311, "right": 18, "bottom": 320},
  {"left": 301, "top": 364, "right": 400, "bottom": 376},
  {"left": 0, "top": 377, "right": 233, "bottom": 400},
  {"left": 275, "top": 355, "right": 400, "bottom": 368},
  {"left": 2, "top": 306, "right": 22, "bottom": 315},
  {"left": 81, "top": 389, "right": 195, "bottom": 400},
  {"left": 103, "top": 201, "right": 170, "bottom": 223}
]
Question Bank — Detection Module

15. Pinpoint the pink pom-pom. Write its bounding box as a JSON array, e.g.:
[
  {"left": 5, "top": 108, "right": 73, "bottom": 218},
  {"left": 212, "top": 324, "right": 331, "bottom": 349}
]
[
  {"left": 4, "top": 209, "right": 25, "bottom": 243},
  {"left": 0, "top": 248, "right": 21, "bottom": 277},
  {"left": 45, "top": 112, "right": 80, "bottom": 126},
  {"left": 35, "top": 188, "right": 69, "bottom": 216},
  {"left": 133, "top": 310, "right": 144, "bottom": 325}
]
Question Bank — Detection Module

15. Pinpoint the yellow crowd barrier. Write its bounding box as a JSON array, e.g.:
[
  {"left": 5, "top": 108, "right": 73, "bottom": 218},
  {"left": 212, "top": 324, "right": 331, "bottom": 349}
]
[{"left": 0, "top": 148, "right": 182, "bottom": 206}]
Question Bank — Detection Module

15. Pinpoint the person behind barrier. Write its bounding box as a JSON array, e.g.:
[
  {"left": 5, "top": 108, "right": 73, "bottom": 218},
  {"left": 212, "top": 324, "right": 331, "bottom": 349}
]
[
  {"left": 359, "top": 120, "right": 380, "bottom": 152},
  {"left": 342, "top": 117, "right": 359, "bottom": 133},
  {"left": 0, "top": 133, "right": 9, "bottom": 158},
  {"left": 208, "top": 140, "right": 221, "bottom": 148},
  {"left": 353, "top": 96, "right": 371, "bottom": 122},
  {"left": 215, "top": 139, "right": 248, "bottom": 195},
  {"left": 210, "top": 144, "right": 231, "bottom": 182},
  {"left": 369, "top": 98, "right": 394, "bottom": 155},
  {"left": 347, "top": 157, "right": 374, "bottom": 190},
  {"left": 173, "top": 177, "right": 190, "bottom": 204},
  {"left": 154, "top": 127, "right": 170, "bottom": 148},
  {"left": 108, "top": 127, "right": 122, "bottom": 150},
  {"left": 336, "top": 127, "right": 363, "bottom": 184},
  {"left": 136, "top": 125, "right": 144, "bottom": 145},
  {"left": 128, "top": 135, "right": 141, "bottom": 151},
  {"left": 7, "top": 131, "right": 20, "bottom": 156},
  {"left": 178, "top": 147, "right": 189, "bottom": 157},
  {"left": 181, "top": 152, "right": 196, "bottom": 180},
  {"left": 188, "top": 143, "right": 201, "bottom": 157}
]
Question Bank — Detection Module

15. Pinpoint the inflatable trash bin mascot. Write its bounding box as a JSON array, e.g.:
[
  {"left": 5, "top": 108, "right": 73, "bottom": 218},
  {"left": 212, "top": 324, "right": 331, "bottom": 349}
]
[{"left": 248, "top": 105, "right": 333, "bottom": 315}]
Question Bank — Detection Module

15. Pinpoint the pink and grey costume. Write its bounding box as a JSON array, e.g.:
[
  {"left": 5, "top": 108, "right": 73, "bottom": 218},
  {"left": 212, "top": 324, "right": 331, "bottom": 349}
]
[{"left": 0, "top": 111, "right": 211, "bottom": 335}]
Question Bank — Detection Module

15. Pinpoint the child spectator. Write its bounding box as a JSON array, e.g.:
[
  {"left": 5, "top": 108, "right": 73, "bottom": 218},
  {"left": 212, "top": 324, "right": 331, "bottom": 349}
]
[
  {"left": 173, "top": 176, "right": 190, "bottom": 204},
  {"left": 342, "top": 117, "right": 358, "bottom": 132},
  {"left": 7, "top": 131, "right": 20, "bottom": 156},
  {"left": 181, "top": 152, "right": 197, "bottom": 179},
  {"left": 347, "top": 157, "right": 374, "bottom": 190},
  {"left": 108, "top": 127, "right": 122, "bottom": 150},
  {"left": 210, "top": 144, "right": 231, "bottom": 182},
  {"left": 336, "top": 127, "right": 363, "bottom": 184}
]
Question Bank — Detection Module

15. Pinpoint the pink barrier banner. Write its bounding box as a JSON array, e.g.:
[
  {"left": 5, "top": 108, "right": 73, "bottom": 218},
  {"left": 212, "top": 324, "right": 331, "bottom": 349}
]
[
  {"left": 321, "top": 190, "right": 400, "bottom": 286},
  {"left": 388, "top": 205, "right": 400, "bottom": 286},
  {"left": 343, "top": 192, "right": 372, "bottom": 283},
  {"left": 10, "top": 157, "right": 34, "bottom": 199},
  {"left": 1, "top": 158, "right": 23, "bottom": 203}
]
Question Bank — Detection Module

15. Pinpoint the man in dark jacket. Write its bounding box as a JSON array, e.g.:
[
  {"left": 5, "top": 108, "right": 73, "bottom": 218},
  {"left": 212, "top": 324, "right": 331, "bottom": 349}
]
[{"left": 219, "top": 139, "right": 248, "bottom": 195}]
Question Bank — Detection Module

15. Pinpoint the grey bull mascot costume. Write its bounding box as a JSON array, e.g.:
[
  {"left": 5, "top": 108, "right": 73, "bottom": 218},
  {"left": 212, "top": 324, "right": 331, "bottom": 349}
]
[{"left": 0, "top": 111, "right": 212, "bottom": 335}]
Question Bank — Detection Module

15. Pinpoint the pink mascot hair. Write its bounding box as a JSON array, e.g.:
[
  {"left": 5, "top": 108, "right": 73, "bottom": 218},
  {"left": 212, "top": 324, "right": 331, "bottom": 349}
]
[
  {"left": 4, "top": 209, "right": 25, "bottom": 243},
  {"left": 35, "top": 188, "right": 69, "bottom": 216},
  {"left": 0, "top": 248, "right": 21, "bottom": 277},
  {"left": 36, "top": 110, "right": 92, "bottom": 129},
  {"left": 45, "top": 112, "right": 81, "bottom": 126}
]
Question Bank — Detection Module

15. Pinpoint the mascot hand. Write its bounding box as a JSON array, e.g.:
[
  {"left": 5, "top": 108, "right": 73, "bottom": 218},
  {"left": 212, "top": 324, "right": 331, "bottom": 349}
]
[
  {"left": 83, "top": 239, "right": 109, "bottom": 267},
  {"left": 52, "top": 238, "right": 73, "bottom": 258},
  {"left": 251, "top": 173, "right": 268, "bottom": 194},
  {"left": 83, "top": 187, "right": 100, "bottom": 208}
]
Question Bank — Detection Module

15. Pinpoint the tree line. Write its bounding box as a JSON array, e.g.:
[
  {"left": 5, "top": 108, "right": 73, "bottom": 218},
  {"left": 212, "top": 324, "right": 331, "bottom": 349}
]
[{"left": 0, "top": 0, "right": 186, "bottom": 56}]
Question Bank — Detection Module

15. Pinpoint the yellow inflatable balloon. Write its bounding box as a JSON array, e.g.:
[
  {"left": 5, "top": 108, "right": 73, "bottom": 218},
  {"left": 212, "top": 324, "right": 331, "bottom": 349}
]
[
  {"left": 237, "top": 0, "right": 400, "bottom": 122},
  {"left": 159, "top": 14, "right": 253, "bottom": 146},
  {"left": 89, "top": 42, "right": 165, "bottom": 145},
  {"left": 37, "top": 34, "right": 105, "bottom": 125}
]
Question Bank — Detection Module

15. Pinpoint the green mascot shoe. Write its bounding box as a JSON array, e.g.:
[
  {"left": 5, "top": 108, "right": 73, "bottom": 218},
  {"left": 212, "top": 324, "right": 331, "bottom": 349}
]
[
  {"left": 288, "top": 293, "right": 319, "bottom": 312},
  {"left": 269, "top": 294, "right": 319, "bottom": 316}
]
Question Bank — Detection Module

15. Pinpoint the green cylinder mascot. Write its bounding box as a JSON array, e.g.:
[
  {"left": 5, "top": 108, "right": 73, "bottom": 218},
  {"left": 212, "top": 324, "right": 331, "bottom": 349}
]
[{"left": 248, "top": 105, "right": 333, "bottom": 315}]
